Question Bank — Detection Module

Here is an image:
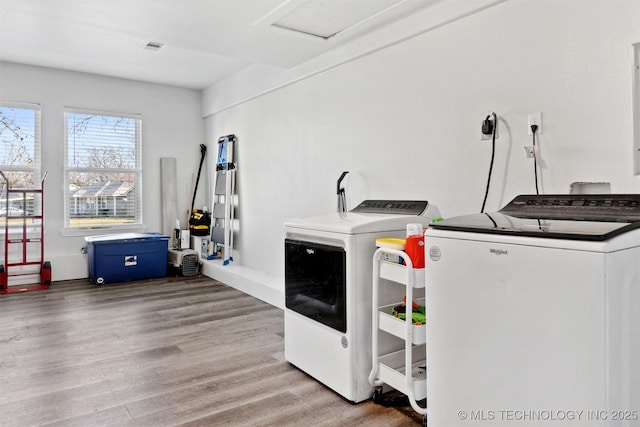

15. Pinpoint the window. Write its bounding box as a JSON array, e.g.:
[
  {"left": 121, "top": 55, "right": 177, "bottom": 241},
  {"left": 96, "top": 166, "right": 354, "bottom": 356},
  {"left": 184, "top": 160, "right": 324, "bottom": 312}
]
[
  {"left": 64, "top": 108, "right": 142, "bottom": 230},
  {"left": 0, "top": 102, "right": 41, "bottom": 217}
]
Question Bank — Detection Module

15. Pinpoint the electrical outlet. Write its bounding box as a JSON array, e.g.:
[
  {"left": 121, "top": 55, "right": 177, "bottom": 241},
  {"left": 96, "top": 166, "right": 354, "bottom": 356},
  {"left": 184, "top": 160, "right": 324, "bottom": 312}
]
[
  {"left": 523, "top": 146, "right": 535, "bottom": 158},
  {"left": 528, "top": 112, "right": 542, "bottom": 135},
  {"left": 481, "top": 118, "right": 498, "bottom": 140}
]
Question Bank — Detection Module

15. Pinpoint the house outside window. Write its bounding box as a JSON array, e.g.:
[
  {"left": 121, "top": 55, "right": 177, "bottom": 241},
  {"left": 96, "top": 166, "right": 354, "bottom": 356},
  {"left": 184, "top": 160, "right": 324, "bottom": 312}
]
[
  {"left": 0, "top": 102, "right": 41, "bottom": 218},
  {"left": 64, "top": 108, "right": 142, "bottom": 231}
]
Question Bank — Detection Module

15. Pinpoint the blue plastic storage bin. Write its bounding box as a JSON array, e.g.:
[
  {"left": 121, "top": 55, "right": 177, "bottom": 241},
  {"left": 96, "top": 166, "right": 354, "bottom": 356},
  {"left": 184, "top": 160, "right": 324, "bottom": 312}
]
[{"left": 85, "top": 232, "right": 170, "bottom": 285}]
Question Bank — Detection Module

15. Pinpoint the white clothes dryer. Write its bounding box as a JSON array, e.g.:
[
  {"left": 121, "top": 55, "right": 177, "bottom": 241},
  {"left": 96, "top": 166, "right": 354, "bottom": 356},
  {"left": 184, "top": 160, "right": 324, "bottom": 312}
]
[{"left": 284, "top": 200, "right": 440, "bottom": 403}]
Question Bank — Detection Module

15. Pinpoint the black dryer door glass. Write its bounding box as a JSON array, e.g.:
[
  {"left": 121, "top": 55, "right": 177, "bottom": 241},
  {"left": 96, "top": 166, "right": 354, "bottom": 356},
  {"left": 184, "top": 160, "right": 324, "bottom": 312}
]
[{"left": 285, "top": 239, "right": 346, "bottom": 333}]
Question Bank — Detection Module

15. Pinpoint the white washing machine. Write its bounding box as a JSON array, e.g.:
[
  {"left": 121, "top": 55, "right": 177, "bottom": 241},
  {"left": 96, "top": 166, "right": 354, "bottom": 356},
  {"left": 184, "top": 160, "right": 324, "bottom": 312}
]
[
  {"left": 425, "top": 194, "right": 640, "bottom": 427},
  {"left": 284, "top": 200, "right": 440, "bottom": 403}
]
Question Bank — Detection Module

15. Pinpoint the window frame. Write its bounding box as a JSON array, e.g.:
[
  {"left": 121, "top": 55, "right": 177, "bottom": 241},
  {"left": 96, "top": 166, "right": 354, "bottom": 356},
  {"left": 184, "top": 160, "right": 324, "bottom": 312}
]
[{"left": 63, "top": 107, "right": 143, "bottom": 234}]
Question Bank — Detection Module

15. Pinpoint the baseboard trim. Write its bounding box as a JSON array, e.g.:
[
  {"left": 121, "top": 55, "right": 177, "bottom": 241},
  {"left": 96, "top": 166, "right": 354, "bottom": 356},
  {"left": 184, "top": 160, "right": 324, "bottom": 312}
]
[{"left": 200, "top": 259, "right": 284, "bottom": 309}]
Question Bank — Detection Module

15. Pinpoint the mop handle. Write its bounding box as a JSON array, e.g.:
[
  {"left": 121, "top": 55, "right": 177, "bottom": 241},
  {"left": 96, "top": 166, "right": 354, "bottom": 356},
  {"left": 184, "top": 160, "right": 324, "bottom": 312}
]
[{"left": 191, "top": 144, "right": 207, "bottom": 212}]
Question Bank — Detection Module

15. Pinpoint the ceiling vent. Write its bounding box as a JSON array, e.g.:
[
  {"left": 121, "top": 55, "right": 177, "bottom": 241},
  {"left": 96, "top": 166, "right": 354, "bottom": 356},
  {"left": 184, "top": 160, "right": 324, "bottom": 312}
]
[{"left": 143, "top": 41, "right": 165, "bottom": 51}]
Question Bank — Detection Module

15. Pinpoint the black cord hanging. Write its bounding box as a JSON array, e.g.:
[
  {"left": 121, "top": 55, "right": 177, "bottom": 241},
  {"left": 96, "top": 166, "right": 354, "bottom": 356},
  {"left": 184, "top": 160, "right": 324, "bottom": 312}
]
[{"left": 480, "top": 112, "right": 497, "bottom": 213}]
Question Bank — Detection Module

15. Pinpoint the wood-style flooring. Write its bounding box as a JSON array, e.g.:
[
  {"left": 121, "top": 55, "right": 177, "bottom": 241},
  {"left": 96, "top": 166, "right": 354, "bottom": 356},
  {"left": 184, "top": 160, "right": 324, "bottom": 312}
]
[{"left": 0, "top": 275, "right": 422, "bottom": 426}]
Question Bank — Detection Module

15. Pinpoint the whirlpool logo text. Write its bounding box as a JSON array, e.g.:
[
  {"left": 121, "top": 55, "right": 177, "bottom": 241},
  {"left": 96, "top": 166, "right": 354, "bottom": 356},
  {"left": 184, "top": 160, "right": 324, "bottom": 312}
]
[{"left": 489, "top": 248, "right": 508, "bottom": 255}]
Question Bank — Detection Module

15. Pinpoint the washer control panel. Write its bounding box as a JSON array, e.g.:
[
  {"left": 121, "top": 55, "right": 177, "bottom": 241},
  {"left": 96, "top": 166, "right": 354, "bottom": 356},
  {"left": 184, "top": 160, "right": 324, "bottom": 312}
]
[
  {"left": 350, "top": 200, "right": 428, "bottom": 215},
  {"left": 500, "top": 194, "right": 640, "bottom": 221}
]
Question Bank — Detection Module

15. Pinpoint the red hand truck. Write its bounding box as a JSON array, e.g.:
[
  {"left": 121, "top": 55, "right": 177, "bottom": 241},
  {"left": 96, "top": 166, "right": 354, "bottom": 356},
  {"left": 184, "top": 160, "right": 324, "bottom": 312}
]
[{"left": 0, "top": 171, "right": 51, "bottom": 294}]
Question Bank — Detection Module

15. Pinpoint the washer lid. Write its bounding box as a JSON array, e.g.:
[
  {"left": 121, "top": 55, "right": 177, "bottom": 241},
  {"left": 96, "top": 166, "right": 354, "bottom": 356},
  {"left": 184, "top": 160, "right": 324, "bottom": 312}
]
[
  {"left": 430, "top": 194, "right": 640, "bottom": 242},
  {"left": 285, "top": 200, "right": 436, "bottom": 234},
  {"left": 430, "top": 212, "right": 640, "bottom": 241},
  {"left": 285, "top": 212, "right": 433, "bottom": 234}
]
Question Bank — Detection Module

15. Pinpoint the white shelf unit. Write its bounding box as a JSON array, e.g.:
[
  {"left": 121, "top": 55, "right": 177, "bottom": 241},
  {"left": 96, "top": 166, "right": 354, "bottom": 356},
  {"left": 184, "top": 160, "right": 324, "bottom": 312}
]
[{"left": 369, "top": 247, "right": 428, "bottom": 426}]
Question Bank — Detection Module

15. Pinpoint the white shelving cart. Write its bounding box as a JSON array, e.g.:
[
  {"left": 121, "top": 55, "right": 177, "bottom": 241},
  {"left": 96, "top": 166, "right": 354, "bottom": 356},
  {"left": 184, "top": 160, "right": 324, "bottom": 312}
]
[{"left": 369, "top": 247, "right": 428, "bottom": 427}]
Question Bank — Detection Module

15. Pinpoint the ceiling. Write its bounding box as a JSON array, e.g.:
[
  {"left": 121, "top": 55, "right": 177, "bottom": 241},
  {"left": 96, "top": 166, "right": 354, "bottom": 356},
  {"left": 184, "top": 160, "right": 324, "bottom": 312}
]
[{"left": 0, "top": 0, "right": 439, "bottom": 90}]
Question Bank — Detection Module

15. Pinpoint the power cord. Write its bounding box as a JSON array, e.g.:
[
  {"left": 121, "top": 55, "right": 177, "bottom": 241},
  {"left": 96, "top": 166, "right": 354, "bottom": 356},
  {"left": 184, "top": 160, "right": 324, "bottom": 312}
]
[
  {"left": 531, "top": 124, "right": 539, "bottom": 195},
  {"left": 480, "top": 112, "right": 497, "bottom": 213}
]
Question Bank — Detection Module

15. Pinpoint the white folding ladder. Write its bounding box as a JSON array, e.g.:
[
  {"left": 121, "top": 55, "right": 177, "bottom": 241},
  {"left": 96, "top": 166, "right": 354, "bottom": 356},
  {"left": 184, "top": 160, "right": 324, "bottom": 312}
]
[{"left": 211, "top": 134, "right": 236, "bottom": 265}]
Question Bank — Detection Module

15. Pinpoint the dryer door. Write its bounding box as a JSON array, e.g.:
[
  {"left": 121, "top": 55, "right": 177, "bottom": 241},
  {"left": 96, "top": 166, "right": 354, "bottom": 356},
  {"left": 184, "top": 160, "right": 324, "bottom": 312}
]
[{"left": 285, "top": 238, "right": 346, "bottom": 333}]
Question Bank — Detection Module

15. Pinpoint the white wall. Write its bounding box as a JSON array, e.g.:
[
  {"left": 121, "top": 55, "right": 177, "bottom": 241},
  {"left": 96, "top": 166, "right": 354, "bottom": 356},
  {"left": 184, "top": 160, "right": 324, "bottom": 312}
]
[
  {"left": 203, "top": 0, "right": 640, "bottom": 305},
  {"left": 0, "top": 62, "right": 205, "bottom": 281}
]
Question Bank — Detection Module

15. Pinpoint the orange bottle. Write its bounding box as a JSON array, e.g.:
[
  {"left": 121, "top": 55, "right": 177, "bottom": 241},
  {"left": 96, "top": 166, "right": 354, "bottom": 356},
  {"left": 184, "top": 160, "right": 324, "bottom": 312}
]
[{"left": 405, "top": 223, "right": 425, "bottom": 269}]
